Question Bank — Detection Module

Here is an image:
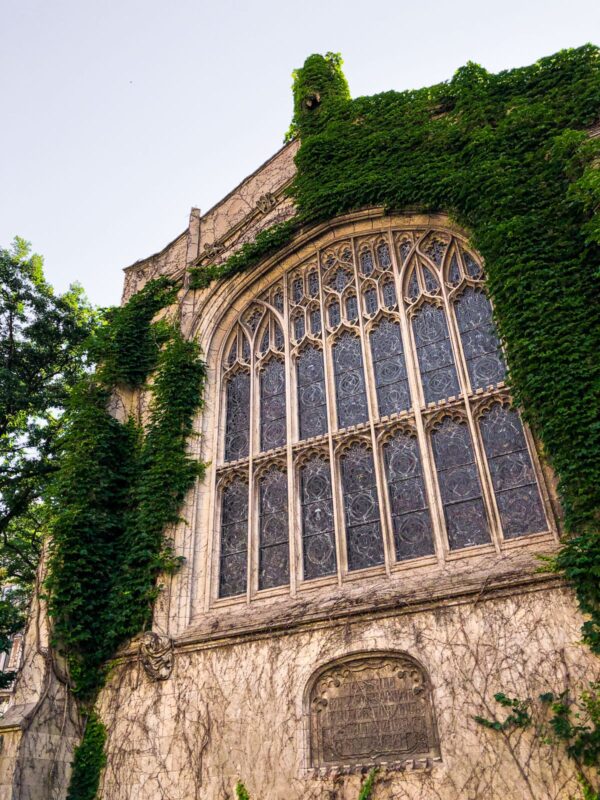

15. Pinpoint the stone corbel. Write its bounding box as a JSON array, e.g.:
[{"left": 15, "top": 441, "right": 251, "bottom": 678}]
[{"left": 139, "top": 632, "right": 174, "bottom": 681}]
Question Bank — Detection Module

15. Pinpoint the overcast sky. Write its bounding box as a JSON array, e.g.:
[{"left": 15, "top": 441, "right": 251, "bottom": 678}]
[{"left": 1, "top": 0, "right": 597, "bottom": 307}]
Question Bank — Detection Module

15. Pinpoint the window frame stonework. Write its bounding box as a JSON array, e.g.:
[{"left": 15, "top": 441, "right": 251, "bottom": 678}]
[{"left": 208, "top": 217, "right": 558, "bottom": 607}]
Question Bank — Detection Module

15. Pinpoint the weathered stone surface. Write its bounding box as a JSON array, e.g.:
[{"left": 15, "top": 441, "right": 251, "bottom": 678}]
[{"left": 96, "top": 585, "right": 597, "bottom": 800}]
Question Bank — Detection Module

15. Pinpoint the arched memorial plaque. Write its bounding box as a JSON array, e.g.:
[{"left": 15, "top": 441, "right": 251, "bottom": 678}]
[{"left": 308, "top": 652, "right": 440, "bottom": 768}]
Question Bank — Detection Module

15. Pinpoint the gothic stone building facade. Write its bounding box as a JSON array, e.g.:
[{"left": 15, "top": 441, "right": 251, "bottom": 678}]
[{"left": 1, "top": 140, "right": 597, "bottom": 799}]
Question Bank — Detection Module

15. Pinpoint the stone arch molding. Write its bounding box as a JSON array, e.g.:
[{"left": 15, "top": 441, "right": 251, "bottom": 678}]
[{"left": 305, "top": 650, "right": 441, "bottom": 771}]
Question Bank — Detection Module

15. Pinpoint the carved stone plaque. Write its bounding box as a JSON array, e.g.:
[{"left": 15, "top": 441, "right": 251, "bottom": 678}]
[{"left": 309, "top": 653, "right": 439, "bottom": 767}]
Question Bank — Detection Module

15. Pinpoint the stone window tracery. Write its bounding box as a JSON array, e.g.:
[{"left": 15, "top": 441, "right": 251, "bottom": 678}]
[{"left": 213, "top": 224, "right": 554, "bottom": 600}]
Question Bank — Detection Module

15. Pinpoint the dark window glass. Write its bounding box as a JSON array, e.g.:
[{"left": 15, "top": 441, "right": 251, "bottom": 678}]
[
  {"left": 425, "top": 238, "right": 446, "bottom": 266},
  {"left": 370, "top": 318, "right": 411, "bottom": 416},
  {"left": 341, "top": 444, "right": 385, "bottom": 570},
  {"left": 346, "top": 295, "right": 359, "bottom": 323},
  {"left": 225, "top": 370, "right": 250, "bottom": 461},
  {"left": 300, "top": 457, "right": 337, "bottom": 579},
  {"left": 462, "top": 250, "right": 483, "bottom": 279},
  {"left": 377, "top": 242, "right": 392, "bottom": 269},
  {"left": 384, "top": 433, "right": 435, "bottom": 560},
  {"left": 297, "top": 345, "right": 328, "bottom": 439},
  {"left": 273, "top": 292, "right": 284, "bottom": 312},
  {"left": 454, "top": 287, "right": 506, "bottom": 390},
  {"left": 292, "top": 278, "right": 304, "bottom": 303},
  {"left": 363, "top": 287, "right": 378, "bottom": 315},
  {"left": 330, "top": 268, "right": 352, "bottom": 292},
  {"left": 412, "top": 304, "right": 460, "bottom": 403},
  {"left": 308, "top": 271, "right": 319, "bottom": 297},
  {"left": 274, "top": 322, "right": 284, "bottom": 351},
  {"left": 219, "top": 479, "right": 248, "bottom": 597},
  {"left": 328, "top": 302, "right": 341, "bottom": 327},
  {"left": 310, "top": 308, "right": 322, "bottom": 336},
  {"left": 360, "top": 250, "right": 374, "bottom": 276},
  {"left": 241, "top": 336, "right": 250, "bottom": 363},
  {"left": 399, "top": 239, "right": 412, "bottom": 263},
  {"left": 333, "top": 332, "right": 369, "bottom": 428},
  {"left": 260, "top": 359, "right": 286, "bottom": 451},
  {"left": 259, "top": 468, "right": 289, "bottom": 589},
  {"left": 431, "top": 418, "right": 491, "bottom": 549},
  {"left": 382, "top": 280, "right": 397, "bottom": 308},
  {"left": 227, "top": 339, "right": 237, "bottom": 367},
  {"left": 448, "top": 253, "right": 461, "bottom": 286},
  {"left": 293, "top": 314, "right": 305, "bottom": 341},
  {"left": 406, "top": 269, "right": 419, "bottom": 303},
  {"left": 422, "top": 265, "right": 439, "bottom": 294},
  {"left": 259, "top": 328, "right": 269, "bottom": 355},
  {"left": 480, "top": 405, "right": 547, "bottom": 538}
]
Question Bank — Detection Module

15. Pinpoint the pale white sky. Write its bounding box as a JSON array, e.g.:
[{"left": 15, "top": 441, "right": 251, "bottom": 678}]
[{"left": 1, "top": 0, "right": 598, "bottom": 306}]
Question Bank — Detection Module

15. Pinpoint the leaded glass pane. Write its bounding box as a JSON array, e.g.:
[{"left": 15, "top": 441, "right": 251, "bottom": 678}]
[
  {"left": 297, "top": 345, "right": 328, "bottom": 439},
  {"left": 364, "top": 287, "right": 378, "bottom": 315},
  {"left": 330, "top": 267, "right": 352, "bottom": 292},
  {"left": 328, "top": 301, "right": 341, "bottom": 327},
  {"left": 293, "top": 313, "right": 305, "bottom": 341},
  {"left": 360, "top": 250, "right": 374, "bottom": 276},
  {"left": 384, "top": 433, "right": 434, "bottom": 560},
  {"left": 454, "top": 287, "right": 506, "bottom": 390},
  {"left": 382, "top": 280, "right": 397, "bottom": 308},
  {"left": 274, "top": 322, "right": 284, "bottom": 350},
  {"left": 422, "top": 265, "right": 440, "bottom": 294},
  {"left": 219, "top": 479, "right": 248, "bottom": 597},
  {"left": 412, "top": 304, "right": 460, "bottom": 403},
  {"left": 463, "top": 250, "right": 483, "bottom": 279},
  {"left": 399, "top": 239, "right": 412, "bottom": 263},
  {"left": 273, "top": 291, "right": 284, "bottom": 312},
  {"left": 310, "top": 308, "right": 322, "bottom": 336},
  {"left": 260, "top": 359, "right": 286, "bottom": 451},
  {"left": 259, "top": 468, "right": 289, "bottom": 589},
  {"left": 480, "top": 405, "right": 547, "bottom": 538},
  {"left": 301, "top": 457, "right": 337, "bottom": 579},
  {"left": 241, "top": 336, "right": 250, "bottom": 363},
  {"left": 406, "top": 269, "right": 419, "bottom": 303},
  {"left": 259, "top": 328, "right": 269, "bottom": 354},
  {"left": 370, "top": 319, "right": 411, "bottom": 416},
  {"left": 431, "top": 418, "right": 491, "bottom": 549},
  {"left": 225, "top": 370, "right": 250, "bottom": 461},
  {"left": 308, "top": 271, "right": 319, "bottom": 297},
  {"left": 377, "top": 242, "right": 392, "bottom": 269},
  {"left": 346, "top": 295, "right": 358, "bottom": 323},
  {"left": 425, "top": 238, "right": 446, "bottom": 266},
  {"left": 448, "top": 253, "right": 461, "bottom": 286},
  {"left": 341, "top": 444, "right": 384, "bottom": 570},
  {"left": 227, "top": 339, "right": 237, "bottom": 367},
  {"left": 292, "top": 277, "right": 304, "bottom": 303},
  {"left": 333, "top": 332, "right": 369, "bottom": 428}
]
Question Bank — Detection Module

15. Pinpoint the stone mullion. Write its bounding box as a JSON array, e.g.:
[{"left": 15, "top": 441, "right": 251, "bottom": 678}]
[
  {"left": 317, "top": 248, "right": 346, "bottom": 585},
  {"left": 351, "top": 234, "right": 393, "bottom": 578},
  {"left": 283, "top": 289, "right": 298, "bottom": 598},
  {"left": 439, "top": 250, "right": 502, "bottom": 553},
  {"left": 388, "top": 225, "right": 447, "bottom": 566}
]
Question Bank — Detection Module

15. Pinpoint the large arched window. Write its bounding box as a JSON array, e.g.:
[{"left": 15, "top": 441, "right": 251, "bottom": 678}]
[{"left": 214, "top": 224, "right": 554, "bottom": 601}]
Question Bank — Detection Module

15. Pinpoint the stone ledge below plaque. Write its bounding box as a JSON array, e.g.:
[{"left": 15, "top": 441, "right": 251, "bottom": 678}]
[{"left": 305, "top": 755, "right": 442, "bottom": 778}]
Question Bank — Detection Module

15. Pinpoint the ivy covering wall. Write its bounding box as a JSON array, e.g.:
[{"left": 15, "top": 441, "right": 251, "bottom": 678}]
[
  {"left": 44, "top": 45, "right": 599, "bottom": 798},
  {"left": 193, "top": 46, "right": 600, "bottom": 652}
]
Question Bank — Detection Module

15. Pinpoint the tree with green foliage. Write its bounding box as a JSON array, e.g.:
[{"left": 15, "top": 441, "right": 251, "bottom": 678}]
[{"left": 0, "top": 238, "right": 94, "bottom": 682}]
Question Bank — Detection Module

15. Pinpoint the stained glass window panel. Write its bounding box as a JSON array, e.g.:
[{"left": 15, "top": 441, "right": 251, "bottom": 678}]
[
  {"left": 219, "top": 479, "right": 248, "bottom": 597},
  {"left": 412, "top": 304, "right": 460, "bottom": 403},
  {"left": 260, "top": 359, "right": 287, "bottom": 451},
  {"left": 333, "top": 332, "right": 369, "bottom": 428},
  {"left": 297, "top": 345, "right": 328, "bottom": 440},
  {"left": 346, "top": 295, "right": 359, "bottom": 323},
  {"left": 224, "top": 370, "right": 250, "bottom": 461},
  {"left": 301, "top": 457, "right": 337, "bottom": 579},
  {"left": 310, "top": 308, "right": 322, "bottom": 336},
  {"left": 454, "top": 288, "right": 506, "bottom": 390},
  {"left": 341, "top": 444, "right": 385, "bottom": 570},
  {"left": 364, "top": 287, "right": 378, "bottom": 315},
  {"left": 377, "top": 242, "right": 392, "bottom": 269},
  {"left": 360, "top": 250, "right": 374, "bottom": 276},
  {"left": 308, "top": 271, "right": 319, "bottom": 297},
  {"left": 480, "top": 405, "right": 547, "bottom": 538},
  {"left": 431, "top": 418, "right": 491, "bottom": 549},
  {"left": 382, "top": 280, "right": 397, "bottom": 308},
  {"left": 384, "top": 433, "right": 434, "bottom": 560},
  {"left": 370, "top": 319, "right": 411, "bottom": 416},
  {"left": 328, "top": 302, "right": 341, "bottom": 328},
  {"left": 259, "top": 468, "right": 289, "bottom": 589}
]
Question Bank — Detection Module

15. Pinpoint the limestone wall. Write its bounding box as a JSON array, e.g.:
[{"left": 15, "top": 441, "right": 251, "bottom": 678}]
[{"left": 97, "top": 583, "right": 598, "bottom": 800}]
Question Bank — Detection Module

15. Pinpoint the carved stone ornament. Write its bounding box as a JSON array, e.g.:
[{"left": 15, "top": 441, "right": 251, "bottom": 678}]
[
  {"left": 309, "top": 653, "right": 440, "bottom": 768},
  {"left": 256, "top": 192, "right": 277, "bottom": 214},
  {"left": 140, "top": 632, "right": 174, "bottom": 681},
  {"left": 202, "top": 242, "right": 225, "bottom": 261}
]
